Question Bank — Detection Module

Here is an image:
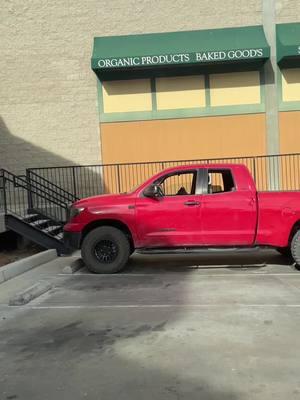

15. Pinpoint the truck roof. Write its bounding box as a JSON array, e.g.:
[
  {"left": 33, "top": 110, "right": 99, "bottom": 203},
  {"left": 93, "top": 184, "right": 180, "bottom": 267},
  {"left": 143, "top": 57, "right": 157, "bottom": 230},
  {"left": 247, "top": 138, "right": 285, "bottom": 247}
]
[{"left": 160, "top": 163, "right": 246, "bottom": 174}]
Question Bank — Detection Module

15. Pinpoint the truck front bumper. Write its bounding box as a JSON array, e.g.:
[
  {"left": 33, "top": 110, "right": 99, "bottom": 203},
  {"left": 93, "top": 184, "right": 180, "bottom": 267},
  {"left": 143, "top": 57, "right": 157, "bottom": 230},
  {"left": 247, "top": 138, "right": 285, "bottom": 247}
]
[{"left": 63, "top": 230, "right": 82, "bottom": 250}]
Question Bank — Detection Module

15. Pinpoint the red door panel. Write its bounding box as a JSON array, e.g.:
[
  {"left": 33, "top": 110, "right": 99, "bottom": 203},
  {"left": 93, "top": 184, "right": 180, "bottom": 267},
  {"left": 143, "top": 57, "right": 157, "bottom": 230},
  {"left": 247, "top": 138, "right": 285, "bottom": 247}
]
[
  {"left": 200, "top": 191, "right": 257, "bottom": 246},
  {"left": 135, "top": 195, "right": 202, "bottom": 248}
]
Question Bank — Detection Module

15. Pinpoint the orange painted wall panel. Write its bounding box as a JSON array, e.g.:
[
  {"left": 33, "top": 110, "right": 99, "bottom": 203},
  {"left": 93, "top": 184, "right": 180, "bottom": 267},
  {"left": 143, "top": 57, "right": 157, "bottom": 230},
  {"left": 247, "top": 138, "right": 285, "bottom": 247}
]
[
  {"left": 100, "top": 114, "right": 266, "bottom": 164},
  {"left": 279, "top": 111, "right": 300, "bottom": 191},
  {"left": 279, "top": 111, "right": 300, "bottom": 154}
]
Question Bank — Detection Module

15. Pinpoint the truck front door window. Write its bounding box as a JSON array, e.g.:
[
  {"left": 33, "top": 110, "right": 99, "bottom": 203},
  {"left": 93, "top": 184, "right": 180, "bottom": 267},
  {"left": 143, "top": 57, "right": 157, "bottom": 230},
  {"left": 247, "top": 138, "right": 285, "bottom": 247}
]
[{"left": 156, "top": 171, "right": 196, "bottom": 196}]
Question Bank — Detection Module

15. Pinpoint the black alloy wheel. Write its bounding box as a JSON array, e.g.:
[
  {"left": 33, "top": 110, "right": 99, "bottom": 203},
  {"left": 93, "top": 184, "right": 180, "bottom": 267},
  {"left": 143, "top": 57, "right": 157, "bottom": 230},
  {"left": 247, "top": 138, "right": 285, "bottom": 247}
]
[
  {"left": 94, "top": 239, "right": 119, "bottom": 264},
  {"left": 81, "top": 226, "right": 130, "bottom": 274}
]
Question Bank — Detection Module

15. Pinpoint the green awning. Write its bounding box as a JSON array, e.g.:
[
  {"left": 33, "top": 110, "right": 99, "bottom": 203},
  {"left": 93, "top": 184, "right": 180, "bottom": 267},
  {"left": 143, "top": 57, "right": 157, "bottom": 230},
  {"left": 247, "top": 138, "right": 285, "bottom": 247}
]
[
  {"left": 277, "top": 23, "right": 300, "bottom": 67},
  {"left": 92, "top": 25, "right": 270, "bottom": 78}
]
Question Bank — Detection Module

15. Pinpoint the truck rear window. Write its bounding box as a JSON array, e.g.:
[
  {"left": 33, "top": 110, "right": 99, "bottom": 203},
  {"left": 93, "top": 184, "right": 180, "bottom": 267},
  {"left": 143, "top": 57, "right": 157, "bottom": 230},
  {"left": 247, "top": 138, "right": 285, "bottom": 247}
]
[{"left": 207, "top": 169, "right": 235, "bottom": 194}]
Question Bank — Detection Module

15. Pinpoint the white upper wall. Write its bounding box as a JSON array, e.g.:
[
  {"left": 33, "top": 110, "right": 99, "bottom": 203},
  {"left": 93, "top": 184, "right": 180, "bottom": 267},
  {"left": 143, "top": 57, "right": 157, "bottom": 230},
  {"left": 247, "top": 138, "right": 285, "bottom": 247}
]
[
  {"left": 276, "top": 0, "right": 300, "bottom": 23},
  {"left": 0, "top": 0, "right": 279, "bottom": 172}
]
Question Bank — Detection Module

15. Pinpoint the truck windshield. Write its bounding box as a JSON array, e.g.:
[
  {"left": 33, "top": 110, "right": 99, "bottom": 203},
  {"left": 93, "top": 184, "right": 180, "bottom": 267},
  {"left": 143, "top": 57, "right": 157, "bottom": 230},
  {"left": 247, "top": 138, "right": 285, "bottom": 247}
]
[{"left": 123, "top": 184, "right": 140, "bottom": 194}]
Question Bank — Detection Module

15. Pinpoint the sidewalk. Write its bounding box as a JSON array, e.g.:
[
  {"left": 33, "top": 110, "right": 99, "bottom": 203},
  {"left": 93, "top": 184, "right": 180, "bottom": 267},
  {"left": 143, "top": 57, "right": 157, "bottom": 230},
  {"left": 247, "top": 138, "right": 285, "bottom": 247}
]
[{"left": 0, "top": 254, "right": 79, "bottom": 306}]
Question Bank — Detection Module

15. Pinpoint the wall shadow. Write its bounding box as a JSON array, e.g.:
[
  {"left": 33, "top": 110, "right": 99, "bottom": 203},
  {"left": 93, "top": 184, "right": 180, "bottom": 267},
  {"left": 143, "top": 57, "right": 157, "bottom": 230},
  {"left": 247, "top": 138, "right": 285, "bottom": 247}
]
[{"left": 0, "top": 115, "right": 109, "bottom": 197}]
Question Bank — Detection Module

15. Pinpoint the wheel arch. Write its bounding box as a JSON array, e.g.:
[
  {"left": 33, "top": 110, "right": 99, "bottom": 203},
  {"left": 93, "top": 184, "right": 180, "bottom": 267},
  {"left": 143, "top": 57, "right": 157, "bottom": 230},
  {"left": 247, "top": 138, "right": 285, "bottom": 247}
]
[
  {"left": 81, "top": 219, "right": 135, "bottom": 253},
  {"left": 288, "top": 220, "right": 300, "bottom": 245}
]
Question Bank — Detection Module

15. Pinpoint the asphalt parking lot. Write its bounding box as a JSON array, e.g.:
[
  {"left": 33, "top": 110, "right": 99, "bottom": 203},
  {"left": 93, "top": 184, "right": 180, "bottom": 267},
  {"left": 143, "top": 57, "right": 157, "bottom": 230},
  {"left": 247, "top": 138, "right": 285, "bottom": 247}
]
[{"left": 1, "top": 251, "right": 300, "bottom": 400}]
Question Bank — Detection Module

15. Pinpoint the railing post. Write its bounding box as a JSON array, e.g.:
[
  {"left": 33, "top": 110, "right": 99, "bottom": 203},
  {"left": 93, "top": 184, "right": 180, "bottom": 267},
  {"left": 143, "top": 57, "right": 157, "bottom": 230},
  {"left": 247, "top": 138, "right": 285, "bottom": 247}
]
[
  {"left": 72, "top": 167, "right": 77, "bottom": 198},
  {"left": 252, "top": 157, "right": 257, "bottom": 184},
  {"left": 117, "top": 165, "right": 121, "bottom": 193},
  {"left": 0, "top": 171, "right": 7, "bottom": 214},
  {"left": 3, "top": 179, "right": 7, "bottom": 214},
  {"left": 26, "top": 169, "right": 34, "bottom": 210},
  {"left": 268, "top": 155, "right": 280, "bottom": 191}
]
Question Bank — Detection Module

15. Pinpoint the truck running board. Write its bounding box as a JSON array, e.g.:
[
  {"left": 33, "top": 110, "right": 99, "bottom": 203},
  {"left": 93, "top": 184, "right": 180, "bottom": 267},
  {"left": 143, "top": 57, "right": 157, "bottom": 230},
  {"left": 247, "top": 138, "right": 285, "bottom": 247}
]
[{"left": 136, "top": 246, "right": 262, "bottom": 255}]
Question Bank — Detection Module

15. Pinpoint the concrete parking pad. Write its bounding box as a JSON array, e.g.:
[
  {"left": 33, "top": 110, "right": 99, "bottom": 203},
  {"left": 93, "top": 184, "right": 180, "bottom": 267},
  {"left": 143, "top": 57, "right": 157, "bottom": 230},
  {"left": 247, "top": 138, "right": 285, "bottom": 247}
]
[{"left": 0, "top": 251, "right": 300, "bottom": 400}]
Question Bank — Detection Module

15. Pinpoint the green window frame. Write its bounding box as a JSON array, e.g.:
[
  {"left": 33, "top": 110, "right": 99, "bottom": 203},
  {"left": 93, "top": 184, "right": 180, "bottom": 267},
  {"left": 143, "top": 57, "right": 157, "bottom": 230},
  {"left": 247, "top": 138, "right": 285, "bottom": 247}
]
[{"left": 97, "top": 69, "right": 266, "bottom": 123}]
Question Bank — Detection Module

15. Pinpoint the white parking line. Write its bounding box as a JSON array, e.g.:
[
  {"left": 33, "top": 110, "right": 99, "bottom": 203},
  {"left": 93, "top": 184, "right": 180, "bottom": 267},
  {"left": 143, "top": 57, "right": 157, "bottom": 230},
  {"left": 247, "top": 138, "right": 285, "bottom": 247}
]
[
  {"left": 28, "top": 304, "right": 300, "bottom": 309},
  {"left": 58, "top": 273, "right": 300, "bottom": 277}
]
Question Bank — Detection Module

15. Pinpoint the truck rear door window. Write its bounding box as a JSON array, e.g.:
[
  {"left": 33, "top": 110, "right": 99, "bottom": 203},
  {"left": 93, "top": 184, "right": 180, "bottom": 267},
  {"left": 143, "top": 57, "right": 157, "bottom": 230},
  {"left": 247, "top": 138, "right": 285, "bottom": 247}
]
[{"left": 207, "top": 169, "right": 235, "bottom": 194}]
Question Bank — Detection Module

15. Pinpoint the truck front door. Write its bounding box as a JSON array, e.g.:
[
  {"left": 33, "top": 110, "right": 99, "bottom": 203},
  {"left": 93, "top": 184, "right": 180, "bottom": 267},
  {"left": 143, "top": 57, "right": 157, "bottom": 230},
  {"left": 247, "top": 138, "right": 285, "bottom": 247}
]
[
  {"left": 135, "top": 169, "right": 202, "bottom": 247},
  {"left": 200, "top": 168, "right": 257, "bottom": 246}
]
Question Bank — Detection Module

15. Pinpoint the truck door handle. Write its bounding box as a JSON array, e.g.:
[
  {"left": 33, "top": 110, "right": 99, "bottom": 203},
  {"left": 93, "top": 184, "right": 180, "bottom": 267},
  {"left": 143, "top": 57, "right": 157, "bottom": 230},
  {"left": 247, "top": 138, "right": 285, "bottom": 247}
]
[{"left": 184, "top": 200, "right": 200, "bottom": 206}]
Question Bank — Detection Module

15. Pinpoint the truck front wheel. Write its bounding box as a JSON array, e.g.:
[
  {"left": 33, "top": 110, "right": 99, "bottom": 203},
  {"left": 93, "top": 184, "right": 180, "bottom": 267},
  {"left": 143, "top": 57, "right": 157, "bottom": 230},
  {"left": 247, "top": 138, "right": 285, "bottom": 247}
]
[
  {"left": 291, "top": 230, "right": 300, "bottom": 271},
  {"left": 81, "top": 226, "right": 130, "bottom": 274}
]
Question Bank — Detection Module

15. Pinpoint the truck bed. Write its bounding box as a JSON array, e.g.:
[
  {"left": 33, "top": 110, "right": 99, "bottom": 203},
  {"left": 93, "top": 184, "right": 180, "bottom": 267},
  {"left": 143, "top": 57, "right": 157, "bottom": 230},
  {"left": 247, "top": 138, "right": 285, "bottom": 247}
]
[{"left": 256, "top": 191, "right": 300, "bottom": 247}]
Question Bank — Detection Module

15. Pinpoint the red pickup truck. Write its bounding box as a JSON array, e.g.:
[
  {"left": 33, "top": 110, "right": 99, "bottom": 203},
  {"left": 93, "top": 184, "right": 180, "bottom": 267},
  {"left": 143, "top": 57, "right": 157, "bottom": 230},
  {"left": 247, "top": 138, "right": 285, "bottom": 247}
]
[{"left": 64, "top": 164, "right": 300, "bottom": 273}]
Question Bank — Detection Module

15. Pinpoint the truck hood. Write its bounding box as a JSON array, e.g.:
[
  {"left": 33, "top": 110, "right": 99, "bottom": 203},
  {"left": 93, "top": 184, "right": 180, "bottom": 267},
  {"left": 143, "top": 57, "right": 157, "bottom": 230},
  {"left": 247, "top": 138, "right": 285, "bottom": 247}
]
[{"left": 72, "top": 193, "right": 132, "bottom": 208}]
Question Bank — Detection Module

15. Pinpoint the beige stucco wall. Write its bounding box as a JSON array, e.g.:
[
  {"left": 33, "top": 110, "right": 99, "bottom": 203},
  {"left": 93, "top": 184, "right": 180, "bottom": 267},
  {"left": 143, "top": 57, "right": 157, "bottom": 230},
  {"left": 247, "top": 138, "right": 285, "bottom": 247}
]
[
  {"left": 275, "top": 0, "right": 300, "bottom": 23},
  {"left": 0, "top": 0, "right": 262, "bottom": 173}
]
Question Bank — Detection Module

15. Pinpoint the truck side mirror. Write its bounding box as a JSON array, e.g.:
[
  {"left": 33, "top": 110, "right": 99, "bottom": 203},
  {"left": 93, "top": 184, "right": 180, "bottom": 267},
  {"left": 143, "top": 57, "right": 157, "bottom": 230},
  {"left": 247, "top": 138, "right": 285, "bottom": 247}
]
[{"left": 143, "top": 184, "right": 162, "bottom": 198}]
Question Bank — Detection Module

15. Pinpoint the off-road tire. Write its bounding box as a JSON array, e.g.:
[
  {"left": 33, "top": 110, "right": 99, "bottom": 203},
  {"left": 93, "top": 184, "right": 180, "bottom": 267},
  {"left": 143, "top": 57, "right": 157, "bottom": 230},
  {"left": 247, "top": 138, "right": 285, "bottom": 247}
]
[
  {"left": 81, "top": 226, "right": 130, "bottom": 274},
  {"left": 291, "top": 230, "right": 300, "bottom": 271}
]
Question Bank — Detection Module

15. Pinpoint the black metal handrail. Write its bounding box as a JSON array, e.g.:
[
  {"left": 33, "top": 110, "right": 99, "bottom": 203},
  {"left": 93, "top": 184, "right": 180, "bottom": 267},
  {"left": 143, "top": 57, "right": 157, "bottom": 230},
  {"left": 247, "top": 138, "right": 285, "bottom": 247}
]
[
  {"left": 26, "top": 170, "right": 78, "bottom": 203},
  {"left": 27, "top": 153, "right": 300, "bottom": 198},
  {"left": 5, "top": 170, "right": 71, "bottom": 207},
  {"left": 0, "top": 169, "right": 69, "bottom": 223}
]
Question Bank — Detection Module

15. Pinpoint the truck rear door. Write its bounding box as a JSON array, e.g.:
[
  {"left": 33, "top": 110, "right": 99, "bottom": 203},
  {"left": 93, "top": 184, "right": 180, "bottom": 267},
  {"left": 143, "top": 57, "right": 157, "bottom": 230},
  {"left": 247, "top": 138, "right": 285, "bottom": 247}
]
[{"left": 199, "top": 168, "right": 257, "bottom": 246}]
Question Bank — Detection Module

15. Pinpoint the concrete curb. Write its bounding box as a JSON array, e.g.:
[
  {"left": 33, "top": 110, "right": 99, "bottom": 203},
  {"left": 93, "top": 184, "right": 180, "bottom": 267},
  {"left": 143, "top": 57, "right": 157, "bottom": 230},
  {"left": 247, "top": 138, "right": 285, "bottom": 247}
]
[
  {"left": 0, "top": 249, "right": 57, "bottom": 284},
  {"left": 62, "top": 258, "right": 84, "bottom": 274},
  {"left": 9, "top": 281, "right": 52, "bottom": 306}
]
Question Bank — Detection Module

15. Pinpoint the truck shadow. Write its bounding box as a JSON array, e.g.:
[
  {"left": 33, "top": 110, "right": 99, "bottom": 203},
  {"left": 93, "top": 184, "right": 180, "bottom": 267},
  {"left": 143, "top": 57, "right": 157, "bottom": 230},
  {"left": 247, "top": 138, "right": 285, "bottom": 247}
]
[
  {"left": 0, "top": 316, "right": 241, "bottom": 400},
  {"left": 125, "top": 249, "right": 293, "bottom": 273}
]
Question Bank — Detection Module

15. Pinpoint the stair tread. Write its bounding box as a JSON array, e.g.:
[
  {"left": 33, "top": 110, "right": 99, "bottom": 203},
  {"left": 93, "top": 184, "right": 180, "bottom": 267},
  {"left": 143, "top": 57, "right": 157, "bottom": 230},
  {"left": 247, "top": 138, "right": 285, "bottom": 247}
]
[
  {"left": 2, "top": 168, "right": 68, "bottom": 254},
  {"left": 43, "top": 225, "right": 62, "bottom": 233},
  {"left": 29, "top": 219, "right": 50, "bottom": 226},
  {"left": 23, "top": 213, "right": 39, "bottom": 219},
  {"left": 23, "top": 214, "right": 39, "bottom": 221}
]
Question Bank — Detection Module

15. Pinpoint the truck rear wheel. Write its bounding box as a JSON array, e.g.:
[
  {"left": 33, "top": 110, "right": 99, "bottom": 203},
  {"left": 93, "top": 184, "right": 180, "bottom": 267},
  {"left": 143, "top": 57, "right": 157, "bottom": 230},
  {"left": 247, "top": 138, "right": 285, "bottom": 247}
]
[
  {"left": 291, "top": 230, "right": 300, "bottom": 271},
  {"left": 81, "top": 226, "right": 130, "bottom": 274}
]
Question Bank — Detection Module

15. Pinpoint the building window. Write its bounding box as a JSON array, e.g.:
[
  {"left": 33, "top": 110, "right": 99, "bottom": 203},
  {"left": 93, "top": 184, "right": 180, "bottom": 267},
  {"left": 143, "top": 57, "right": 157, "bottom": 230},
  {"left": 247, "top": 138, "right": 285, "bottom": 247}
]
[
  {"left": 155, "top": 75, "right": 206, "bottom": 110},
  {"left": 209, "top": 71, "right": 261, "bottom": 107},
  {"left": 281, "top": 68, "right": 300, "bottom": 102},
  {"left": 99, "top": 70, "right": 264, "bottom": 121},
  {"left": 102, "top": 79, "right": 152, "bottom": 113}
]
